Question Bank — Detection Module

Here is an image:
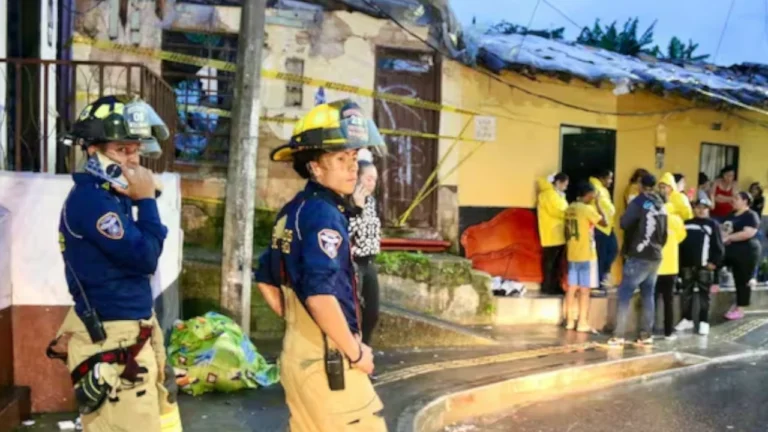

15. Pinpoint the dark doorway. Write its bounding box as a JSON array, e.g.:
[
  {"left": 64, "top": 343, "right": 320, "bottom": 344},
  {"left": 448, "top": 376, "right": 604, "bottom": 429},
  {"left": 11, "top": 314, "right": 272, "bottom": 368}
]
[
  {"left": 373, "top": 47, "right": 440, "bottom": 229},
  {"left": 560, "top": 125, "right": 617, "bottom": 203}
]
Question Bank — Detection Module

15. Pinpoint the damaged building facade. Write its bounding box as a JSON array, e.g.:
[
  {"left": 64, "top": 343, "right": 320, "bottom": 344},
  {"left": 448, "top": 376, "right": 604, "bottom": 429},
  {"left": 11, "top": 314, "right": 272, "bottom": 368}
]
[{"left": 66, "top": 0, "right": 768, "bottom": 260}]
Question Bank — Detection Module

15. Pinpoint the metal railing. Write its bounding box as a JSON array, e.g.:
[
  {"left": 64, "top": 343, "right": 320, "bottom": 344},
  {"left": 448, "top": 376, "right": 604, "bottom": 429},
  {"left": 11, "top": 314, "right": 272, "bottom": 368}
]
[{"left": 0, "top": 59, "right": 177, "bottom": 173}]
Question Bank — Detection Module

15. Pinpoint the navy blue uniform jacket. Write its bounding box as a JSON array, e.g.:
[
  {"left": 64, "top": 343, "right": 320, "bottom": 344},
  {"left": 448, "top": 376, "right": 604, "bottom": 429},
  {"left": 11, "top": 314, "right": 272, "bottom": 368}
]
[
  {"left": 255, "top": 181, "right": 361, "bottom": 335},
  {"left": 59, "top": 173, "right": 168, "bottom": 321}
]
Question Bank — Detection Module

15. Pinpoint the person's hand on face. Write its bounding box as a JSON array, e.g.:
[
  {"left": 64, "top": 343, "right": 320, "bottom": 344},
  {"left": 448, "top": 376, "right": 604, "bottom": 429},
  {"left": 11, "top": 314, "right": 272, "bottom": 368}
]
[
  {"left": 352, "top": 183, "right": 366, "bottom": 208},
  {"left": 119, "top": 165, "right": 156, "bottom": 201}
]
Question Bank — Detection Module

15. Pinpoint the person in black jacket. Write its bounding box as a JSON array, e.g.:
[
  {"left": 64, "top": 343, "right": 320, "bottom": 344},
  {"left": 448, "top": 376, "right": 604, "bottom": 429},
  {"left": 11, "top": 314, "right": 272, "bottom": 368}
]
[
  {"left": 676, "top": 198, "right": 725, "bottom": 336},
  {"left": 609, "top": 174, "right": 668, "bottom": 347}
]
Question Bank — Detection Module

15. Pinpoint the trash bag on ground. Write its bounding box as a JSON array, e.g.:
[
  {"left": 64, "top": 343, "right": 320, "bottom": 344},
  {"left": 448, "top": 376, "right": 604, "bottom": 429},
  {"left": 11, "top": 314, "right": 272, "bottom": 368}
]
[{"left": 168, "top": 312, "right": 280, "bottom": 396}]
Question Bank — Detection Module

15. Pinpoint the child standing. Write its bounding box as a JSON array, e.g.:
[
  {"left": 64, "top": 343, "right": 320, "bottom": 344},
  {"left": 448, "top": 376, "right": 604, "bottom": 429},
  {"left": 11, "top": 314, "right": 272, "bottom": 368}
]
[
  {"left": 677, "top": 198, "right": 725, "bottom": 335},
  {"left": 564, "top": 182, "right": 608, "bottom": 332}
]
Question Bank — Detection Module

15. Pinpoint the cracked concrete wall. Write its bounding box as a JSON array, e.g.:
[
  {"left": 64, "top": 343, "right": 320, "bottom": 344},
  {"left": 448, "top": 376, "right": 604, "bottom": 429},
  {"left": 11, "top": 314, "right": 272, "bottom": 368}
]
[
  {"left": 256, "top": 10, "right": 435, "bottom": 211},
  {"left": 71, "top": 2, "right": 463, "bottom": 246},
  {"left": 70, "top": 0, "right": 165, "bottom": 118}
]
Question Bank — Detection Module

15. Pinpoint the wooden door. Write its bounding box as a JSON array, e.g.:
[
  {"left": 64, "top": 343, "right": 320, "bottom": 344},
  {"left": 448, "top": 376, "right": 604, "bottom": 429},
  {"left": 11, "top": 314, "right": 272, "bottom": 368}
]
[{"left": 373, "top": 47, "right": 440, "bottom": 229}]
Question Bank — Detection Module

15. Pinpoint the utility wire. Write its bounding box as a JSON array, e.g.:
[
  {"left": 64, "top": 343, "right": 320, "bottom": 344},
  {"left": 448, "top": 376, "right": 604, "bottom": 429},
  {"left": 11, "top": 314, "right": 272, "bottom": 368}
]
[
  {"left": 541, "top": 0, "right": 583, "bottom": 32},
  {"left": 714, "top": 0, "right": 736, "bottom": 63},
  {"left": 353, "top": 0, "right": 695, "bottom": 117},
  {"left": 513, "top": 0, "right": 542, "bottom": 63}
]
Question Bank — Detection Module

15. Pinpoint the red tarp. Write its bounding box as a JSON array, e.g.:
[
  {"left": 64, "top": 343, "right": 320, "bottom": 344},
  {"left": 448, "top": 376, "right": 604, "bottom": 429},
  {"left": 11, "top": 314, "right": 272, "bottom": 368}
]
[{"left": 461, "top": 208, "right": 546, "bottom": 283}]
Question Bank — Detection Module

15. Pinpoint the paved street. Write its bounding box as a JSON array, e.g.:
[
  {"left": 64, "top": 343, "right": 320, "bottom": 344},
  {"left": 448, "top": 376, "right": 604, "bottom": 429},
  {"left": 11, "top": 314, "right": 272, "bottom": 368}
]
[
  {"left": 19, "top": 317, "right": 768, "bottom": 432},
  {"left": 451, "top": 357, "right": 768, "bottom": 432}
]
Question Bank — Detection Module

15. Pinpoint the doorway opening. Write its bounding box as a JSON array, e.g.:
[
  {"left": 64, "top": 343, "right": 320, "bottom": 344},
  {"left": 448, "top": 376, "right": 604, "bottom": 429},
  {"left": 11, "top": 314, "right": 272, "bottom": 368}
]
[{"left": 560, "top": 125, "right": 617, "bottom": 203}]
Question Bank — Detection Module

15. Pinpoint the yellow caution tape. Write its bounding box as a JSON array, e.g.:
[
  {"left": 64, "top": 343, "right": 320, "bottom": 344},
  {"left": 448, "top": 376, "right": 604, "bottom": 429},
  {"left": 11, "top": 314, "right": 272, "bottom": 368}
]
[
  {"left": 71, "top": 35, "right": 487, "bottom": 117},
  {"left": 75, "top": 90, "right": 480, "bottom": 142}
]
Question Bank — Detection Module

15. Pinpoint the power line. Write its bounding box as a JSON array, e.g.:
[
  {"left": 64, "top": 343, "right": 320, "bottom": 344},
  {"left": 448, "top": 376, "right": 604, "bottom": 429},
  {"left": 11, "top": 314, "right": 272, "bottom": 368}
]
[
  {"left": 541, "top": 0, "right": 583, "bottom": 31},
  {"left": 714, "top": 0, "right": 736, "bottom": 63},
  {"left": 352, "top": 0, "right": 695, "bottom": 118},
  {"left": 513, "top": 0, "right": 542, "bottom": 63}
]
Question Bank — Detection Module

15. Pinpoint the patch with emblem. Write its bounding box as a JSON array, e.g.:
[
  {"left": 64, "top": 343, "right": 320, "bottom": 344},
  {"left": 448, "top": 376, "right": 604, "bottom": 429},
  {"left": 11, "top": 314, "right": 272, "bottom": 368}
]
[
  {"left": 318, "top": 229, "right": 343, "bottom": 259},
  {"left": 96, "top": 212, "right": 124, "bottom": 240}
]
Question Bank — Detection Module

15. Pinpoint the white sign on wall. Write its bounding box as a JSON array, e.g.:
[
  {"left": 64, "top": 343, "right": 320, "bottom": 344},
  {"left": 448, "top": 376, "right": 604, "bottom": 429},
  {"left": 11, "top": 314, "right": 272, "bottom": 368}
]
[{"left": 474, "top": 116, "right": 497, "bottom": 142}]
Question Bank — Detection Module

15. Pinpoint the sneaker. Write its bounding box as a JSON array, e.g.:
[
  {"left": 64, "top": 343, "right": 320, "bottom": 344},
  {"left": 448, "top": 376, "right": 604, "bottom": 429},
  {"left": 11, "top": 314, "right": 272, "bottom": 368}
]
[
  {"left": 577, "top": 325, "right": 598, "bottom": 334},
  {"left": 676, "top": 319, "right": 694, "bottom": 332},
  {"left": 698, "top": 322, "right": 710, "bottom": 336},
  {"left": 637, "top": 333, "right": 654, "bottom": 345},
  {"left": 725, "top": 309, "right": 745, "bottom": 321},
  {"left": 665, "top": 333, "right": 678, "bottom": 341},
  {"left": 607, "top": 337, "right": 625, "bottom": 347},
  {"left": 565, "top": 320, "right": 576, "bottom": 330}
]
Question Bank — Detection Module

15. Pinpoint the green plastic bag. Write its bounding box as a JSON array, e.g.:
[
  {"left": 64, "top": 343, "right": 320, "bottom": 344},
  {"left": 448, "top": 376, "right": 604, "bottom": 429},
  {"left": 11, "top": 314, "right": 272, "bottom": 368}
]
[{"left": 168, "top": 312, "right": 280, "bottom": 396}]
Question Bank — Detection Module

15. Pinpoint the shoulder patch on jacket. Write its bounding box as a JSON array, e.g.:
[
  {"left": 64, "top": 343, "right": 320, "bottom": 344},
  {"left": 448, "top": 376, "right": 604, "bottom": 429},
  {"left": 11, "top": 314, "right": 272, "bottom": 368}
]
[
  {"left": 318, "top": 229, "right": 343, "bottom": 259},
  {"left": 96, "top": 212, "right": 124, "bottom": 240}
]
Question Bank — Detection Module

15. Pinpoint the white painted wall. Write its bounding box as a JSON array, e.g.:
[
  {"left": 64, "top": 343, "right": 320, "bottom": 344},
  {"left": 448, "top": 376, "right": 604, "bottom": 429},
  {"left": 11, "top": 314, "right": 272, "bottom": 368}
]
[
  {"left": 0, "top": 0, "right": 8, "bottom": 171},
  {"left": 0, "top": 171, "right": 183, "bottom": 306},
  {"left": 0, "top": 206, "right": 11, "bottom": 310},
  {"left": 40, "top": 0, "right": 58, "bottom": 173}
]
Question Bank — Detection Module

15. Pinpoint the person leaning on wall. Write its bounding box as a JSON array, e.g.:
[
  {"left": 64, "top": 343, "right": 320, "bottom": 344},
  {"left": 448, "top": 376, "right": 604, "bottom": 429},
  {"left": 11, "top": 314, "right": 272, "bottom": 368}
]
[
  {"left": 349, "top": 149, "right": 382, "bottom": 380},
  {"left": 536, "top": 173, "right": 570, "bottom": 296}
]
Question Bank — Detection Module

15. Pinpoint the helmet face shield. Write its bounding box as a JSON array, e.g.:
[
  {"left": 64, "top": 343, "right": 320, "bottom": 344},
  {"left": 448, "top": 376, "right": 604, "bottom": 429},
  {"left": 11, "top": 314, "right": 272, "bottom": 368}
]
[
  {"left": 139, "top": 138, "right": 164, "bottom": 160},
  {"left": 69, "top": 96, "right": 170, "bottom": 159},
  {"left": 335, "top": 116, "right": 385, "bottom": 149},
  {"left": 270, "top": 100, "right": 388, "bottom": 162},
  {"left": 124, "top": 100, "right": 170, "bottom": 142}
]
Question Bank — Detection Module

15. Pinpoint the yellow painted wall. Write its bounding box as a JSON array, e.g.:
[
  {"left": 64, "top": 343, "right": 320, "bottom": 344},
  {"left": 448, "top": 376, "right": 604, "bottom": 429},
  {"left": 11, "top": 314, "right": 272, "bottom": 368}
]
[
  {"left": 453, "top": 68, "right": 618, "bottom": 208},
  {"left": 453, "top": 68, "right": 768, "bottom": 213}
]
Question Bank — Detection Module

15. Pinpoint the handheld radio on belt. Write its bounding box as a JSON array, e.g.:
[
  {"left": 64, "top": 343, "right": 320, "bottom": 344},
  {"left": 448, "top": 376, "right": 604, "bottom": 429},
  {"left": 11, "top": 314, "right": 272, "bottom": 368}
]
[
  {"left": 273, "top": 205, "right": 353, "bottom": 392},
  {"left": 64, "top": 259, "right": 107, "bottom": 344}
]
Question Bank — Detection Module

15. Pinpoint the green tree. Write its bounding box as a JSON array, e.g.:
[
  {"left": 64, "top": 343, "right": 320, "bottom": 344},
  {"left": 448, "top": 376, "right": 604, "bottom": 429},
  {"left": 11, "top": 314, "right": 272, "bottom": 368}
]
[
  {"left": 662, "top": 36, "right": 710, "bottom": 62},
  {"left": 577, "top": 17, "right": 710, "bottom": 62},
  {"left": 577, "top": 17, "right": 657, "bottom": 56}
]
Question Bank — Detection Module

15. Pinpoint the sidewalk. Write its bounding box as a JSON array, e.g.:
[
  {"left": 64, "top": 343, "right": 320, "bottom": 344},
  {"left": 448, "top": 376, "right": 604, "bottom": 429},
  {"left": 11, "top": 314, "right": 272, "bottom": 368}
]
[{"left": 17, "top": 317, "right": 768, "bottom": 432}]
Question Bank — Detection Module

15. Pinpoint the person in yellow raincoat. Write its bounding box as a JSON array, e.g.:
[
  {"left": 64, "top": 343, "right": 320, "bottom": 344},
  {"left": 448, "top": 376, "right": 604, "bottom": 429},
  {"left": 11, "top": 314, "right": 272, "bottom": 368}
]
[
  {"left": 653, "top": 203, "right": 687, "bottom": 339},
  {"left": 536, "top": 173, "right": 569, "bottom": 295},
  {"left": 47, "top": 95, "right": 182, "bottom": 432},
  {"left": 254, "top": 99, "right": 388, "bottom": 431},
  {"left": 589, "top": 170, "right": 617, "bottom": 291},
  {"left": 659, "top": 172, "right": 694, "bottom": 221}
]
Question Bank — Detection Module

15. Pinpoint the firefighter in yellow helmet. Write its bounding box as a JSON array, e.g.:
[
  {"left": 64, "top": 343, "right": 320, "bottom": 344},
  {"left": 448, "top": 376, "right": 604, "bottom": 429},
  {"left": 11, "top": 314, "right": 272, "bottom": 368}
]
[
  {"left": 254, "top": 99, "right": 388, "bottom": 431},
  {"left": 48, "top": 95, "right": 182, "bottom": 432}
]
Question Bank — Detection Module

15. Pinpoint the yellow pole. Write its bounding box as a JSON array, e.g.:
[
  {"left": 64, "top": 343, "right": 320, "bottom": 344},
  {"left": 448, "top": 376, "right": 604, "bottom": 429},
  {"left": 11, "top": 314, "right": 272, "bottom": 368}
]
[
  {"left": 400, "top": 140, "right": 488, "bottom": 218},
  {"left": 396, "top": 116, "right": 474, "bottom": 226}
]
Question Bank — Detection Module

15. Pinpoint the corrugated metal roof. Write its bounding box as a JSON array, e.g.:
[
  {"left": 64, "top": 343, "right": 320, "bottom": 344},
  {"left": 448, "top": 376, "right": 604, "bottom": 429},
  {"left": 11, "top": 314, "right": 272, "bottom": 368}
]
[{"left": 463, "top": 28, "right": 768, "bottom": 109}]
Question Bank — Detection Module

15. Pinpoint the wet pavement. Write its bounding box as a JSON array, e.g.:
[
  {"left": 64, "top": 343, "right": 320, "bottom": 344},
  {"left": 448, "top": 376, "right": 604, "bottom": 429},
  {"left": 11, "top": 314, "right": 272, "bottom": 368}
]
[
  {"left": 449, "top": 357, "right": 768, "bottom": 432},
  {"left": 17, "top": 317, "right": 768, "bottom": 432}
]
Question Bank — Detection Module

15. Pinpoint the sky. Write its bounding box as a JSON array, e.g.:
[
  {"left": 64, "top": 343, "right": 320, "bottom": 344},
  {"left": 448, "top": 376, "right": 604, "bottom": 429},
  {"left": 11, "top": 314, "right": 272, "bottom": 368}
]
[{"left": 449, "top": 0, "right": 768, "bottom": 66}]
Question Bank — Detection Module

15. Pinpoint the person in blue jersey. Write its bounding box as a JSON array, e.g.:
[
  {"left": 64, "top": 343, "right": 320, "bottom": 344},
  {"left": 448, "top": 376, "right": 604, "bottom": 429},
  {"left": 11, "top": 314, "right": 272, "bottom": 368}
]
[
  {"left": 47, "top": 95, "right": 182, "bottom": 432},
  {"left": 254, "top": 99, "right": 388, "bottom": 431}
]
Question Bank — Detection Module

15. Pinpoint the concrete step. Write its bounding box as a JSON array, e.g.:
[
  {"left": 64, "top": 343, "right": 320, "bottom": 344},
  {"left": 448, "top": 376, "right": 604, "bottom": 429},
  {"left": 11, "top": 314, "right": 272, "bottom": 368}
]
[
  {"left": 0, "top": 387, "right": 31, "bottom": 432},
  {"left": 493, "top": 294, "right": 562, "bottom": 325},
  {"left": 375, "top": 304, "right": 498, "bottom": 349},
  {"left": 491, "top": 287, "right": 768, "bottom": 334}
]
